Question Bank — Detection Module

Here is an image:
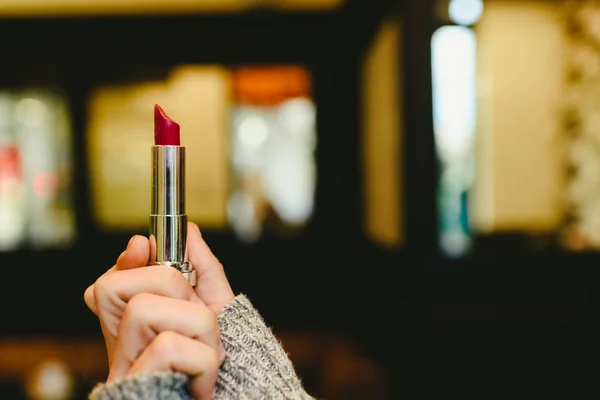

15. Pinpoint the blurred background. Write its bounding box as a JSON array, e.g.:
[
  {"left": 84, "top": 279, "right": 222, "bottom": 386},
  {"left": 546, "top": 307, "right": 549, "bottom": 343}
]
[{"left": 0, "top": 0, "right": 599, "bottom": 399}]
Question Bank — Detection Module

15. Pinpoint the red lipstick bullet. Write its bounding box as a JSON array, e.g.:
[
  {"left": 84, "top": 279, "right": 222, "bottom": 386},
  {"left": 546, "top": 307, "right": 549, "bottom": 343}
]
[
  {"left": 154, "top": 104, "right": 181, "bottom": 146},
  {"left": 150, "top": 104, "right": 196, "bottom": 286}
]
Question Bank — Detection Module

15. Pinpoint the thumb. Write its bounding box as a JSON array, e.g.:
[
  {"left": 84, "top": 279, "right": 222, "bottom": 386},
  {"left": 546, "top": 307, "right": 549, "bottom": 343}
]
[{"left": 186, "top": 222, "right": 235, "bottom": 315}]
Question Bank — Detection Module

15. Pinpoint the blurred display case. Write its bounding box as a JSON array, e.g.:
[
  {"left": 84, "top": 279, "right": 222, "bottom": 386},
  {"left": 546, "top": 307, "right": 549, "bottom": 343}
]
[{"left": 0, "top": 89, "right": 75, "bottom": 251}]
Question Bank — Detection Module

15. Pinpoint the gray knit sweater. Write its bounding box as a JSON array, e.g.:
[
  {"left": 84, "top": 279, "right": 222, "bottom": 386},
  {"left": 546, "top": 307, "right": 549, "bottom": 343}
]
[{"left": 88, "top": 295, "right": 314, "bottom": 399}]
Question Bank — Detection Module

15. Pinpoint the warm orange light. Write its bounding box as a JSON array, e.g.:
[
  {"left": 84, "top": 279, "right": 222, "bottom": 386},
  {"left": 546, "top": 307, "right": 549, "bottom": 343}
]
[
  {"left": 232, "top": 66, "right": 312, "bottom": 106},
  {"left": 0, "top": 146, "right": 21, "bottom": 181}
]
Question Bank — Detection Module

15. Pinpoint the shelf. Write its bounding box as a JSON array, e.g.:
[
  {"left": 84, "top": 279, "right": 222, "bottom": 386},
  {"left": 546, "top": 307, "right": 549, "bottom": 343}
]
[{"left": 0, "top": 0, "right": 345, "bottom": 17}]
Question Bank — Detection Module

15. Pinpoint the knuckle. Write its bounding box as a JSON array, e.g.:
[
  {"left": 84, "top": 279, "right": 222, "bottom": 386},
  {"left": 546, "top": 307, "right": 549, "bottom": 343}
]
[
  {"left": 161, "top": 267, "right": 193, "bottom": 298},
  {"left": 164, "top": 266, "right": 183, "bottom": 284},
  {"left": 122, "top": 293, "right": 153, "bottom": 325},
  {"left": 83, "top": 284, "right": 94, "bottom": 303},
  {"left": 150, "top": 331, "right": 179, "bottom": 358},
  {"left": 93, "top": 274, "right": 113, "bottom": 303},
  {"left": 205, "top": 349, "right": 221, "bottom": 370},
  {"left": 127, "top": 292, "right": 154, "bottom": 309}
]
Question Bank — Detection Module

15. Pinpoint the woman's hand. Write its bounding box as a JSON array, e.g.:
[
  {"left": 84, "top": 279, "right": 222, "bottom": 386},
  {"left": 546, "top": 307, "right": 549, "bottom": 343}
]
[{"left": 83, "top": 223, "right": 235, "bottom": 399}]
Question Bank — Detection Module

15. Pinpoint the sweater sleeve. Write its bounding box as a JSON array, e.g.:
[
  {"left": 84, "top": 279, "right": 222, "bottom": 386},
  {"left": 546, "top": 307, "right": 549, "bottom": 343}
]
[
  {"left": 214, "top": 294, "right": 313, "bottom": 400},
  {"left": 88, "top": 294, "right": 314, "bottom": 400}
]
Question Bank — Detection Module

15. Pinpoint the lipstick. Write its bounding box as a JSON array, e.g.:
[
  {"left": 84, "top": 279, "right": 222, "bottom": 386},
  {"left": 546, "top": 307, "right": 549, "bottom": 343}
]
[{"left": 150, "top": 104, "right": 196, "bottom": 286}]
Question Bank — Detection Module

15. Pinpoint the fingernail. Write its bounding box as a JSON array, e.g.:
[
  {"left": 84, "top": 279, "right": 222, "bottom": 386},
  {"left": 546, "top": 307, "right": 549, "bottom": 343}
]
[
  {"left": 192, "top": 223, "right": 201, "bottom": 236},
  {"left": 218, "top": 343, "right": 226, "bottom": 363},
  {"left": 127, "top": 236, "right": 137, "bottom": 249}
]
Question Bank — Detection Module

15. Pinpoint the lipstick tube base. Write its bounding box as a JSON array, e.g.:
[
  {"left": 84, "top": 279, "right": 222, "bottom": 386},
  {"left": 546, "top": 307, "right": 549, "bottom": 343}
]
[{"left": 150, "top": 214, "right": 196, "bottom": 287}]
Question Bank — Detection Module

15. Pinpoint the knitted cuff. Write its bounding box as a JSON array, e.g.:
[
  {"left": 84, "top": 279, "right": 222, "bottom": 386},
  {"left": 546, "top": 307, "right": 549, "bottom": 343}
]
[{"left": 88, "top": 371, "right": 192, "bottom": 400}]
